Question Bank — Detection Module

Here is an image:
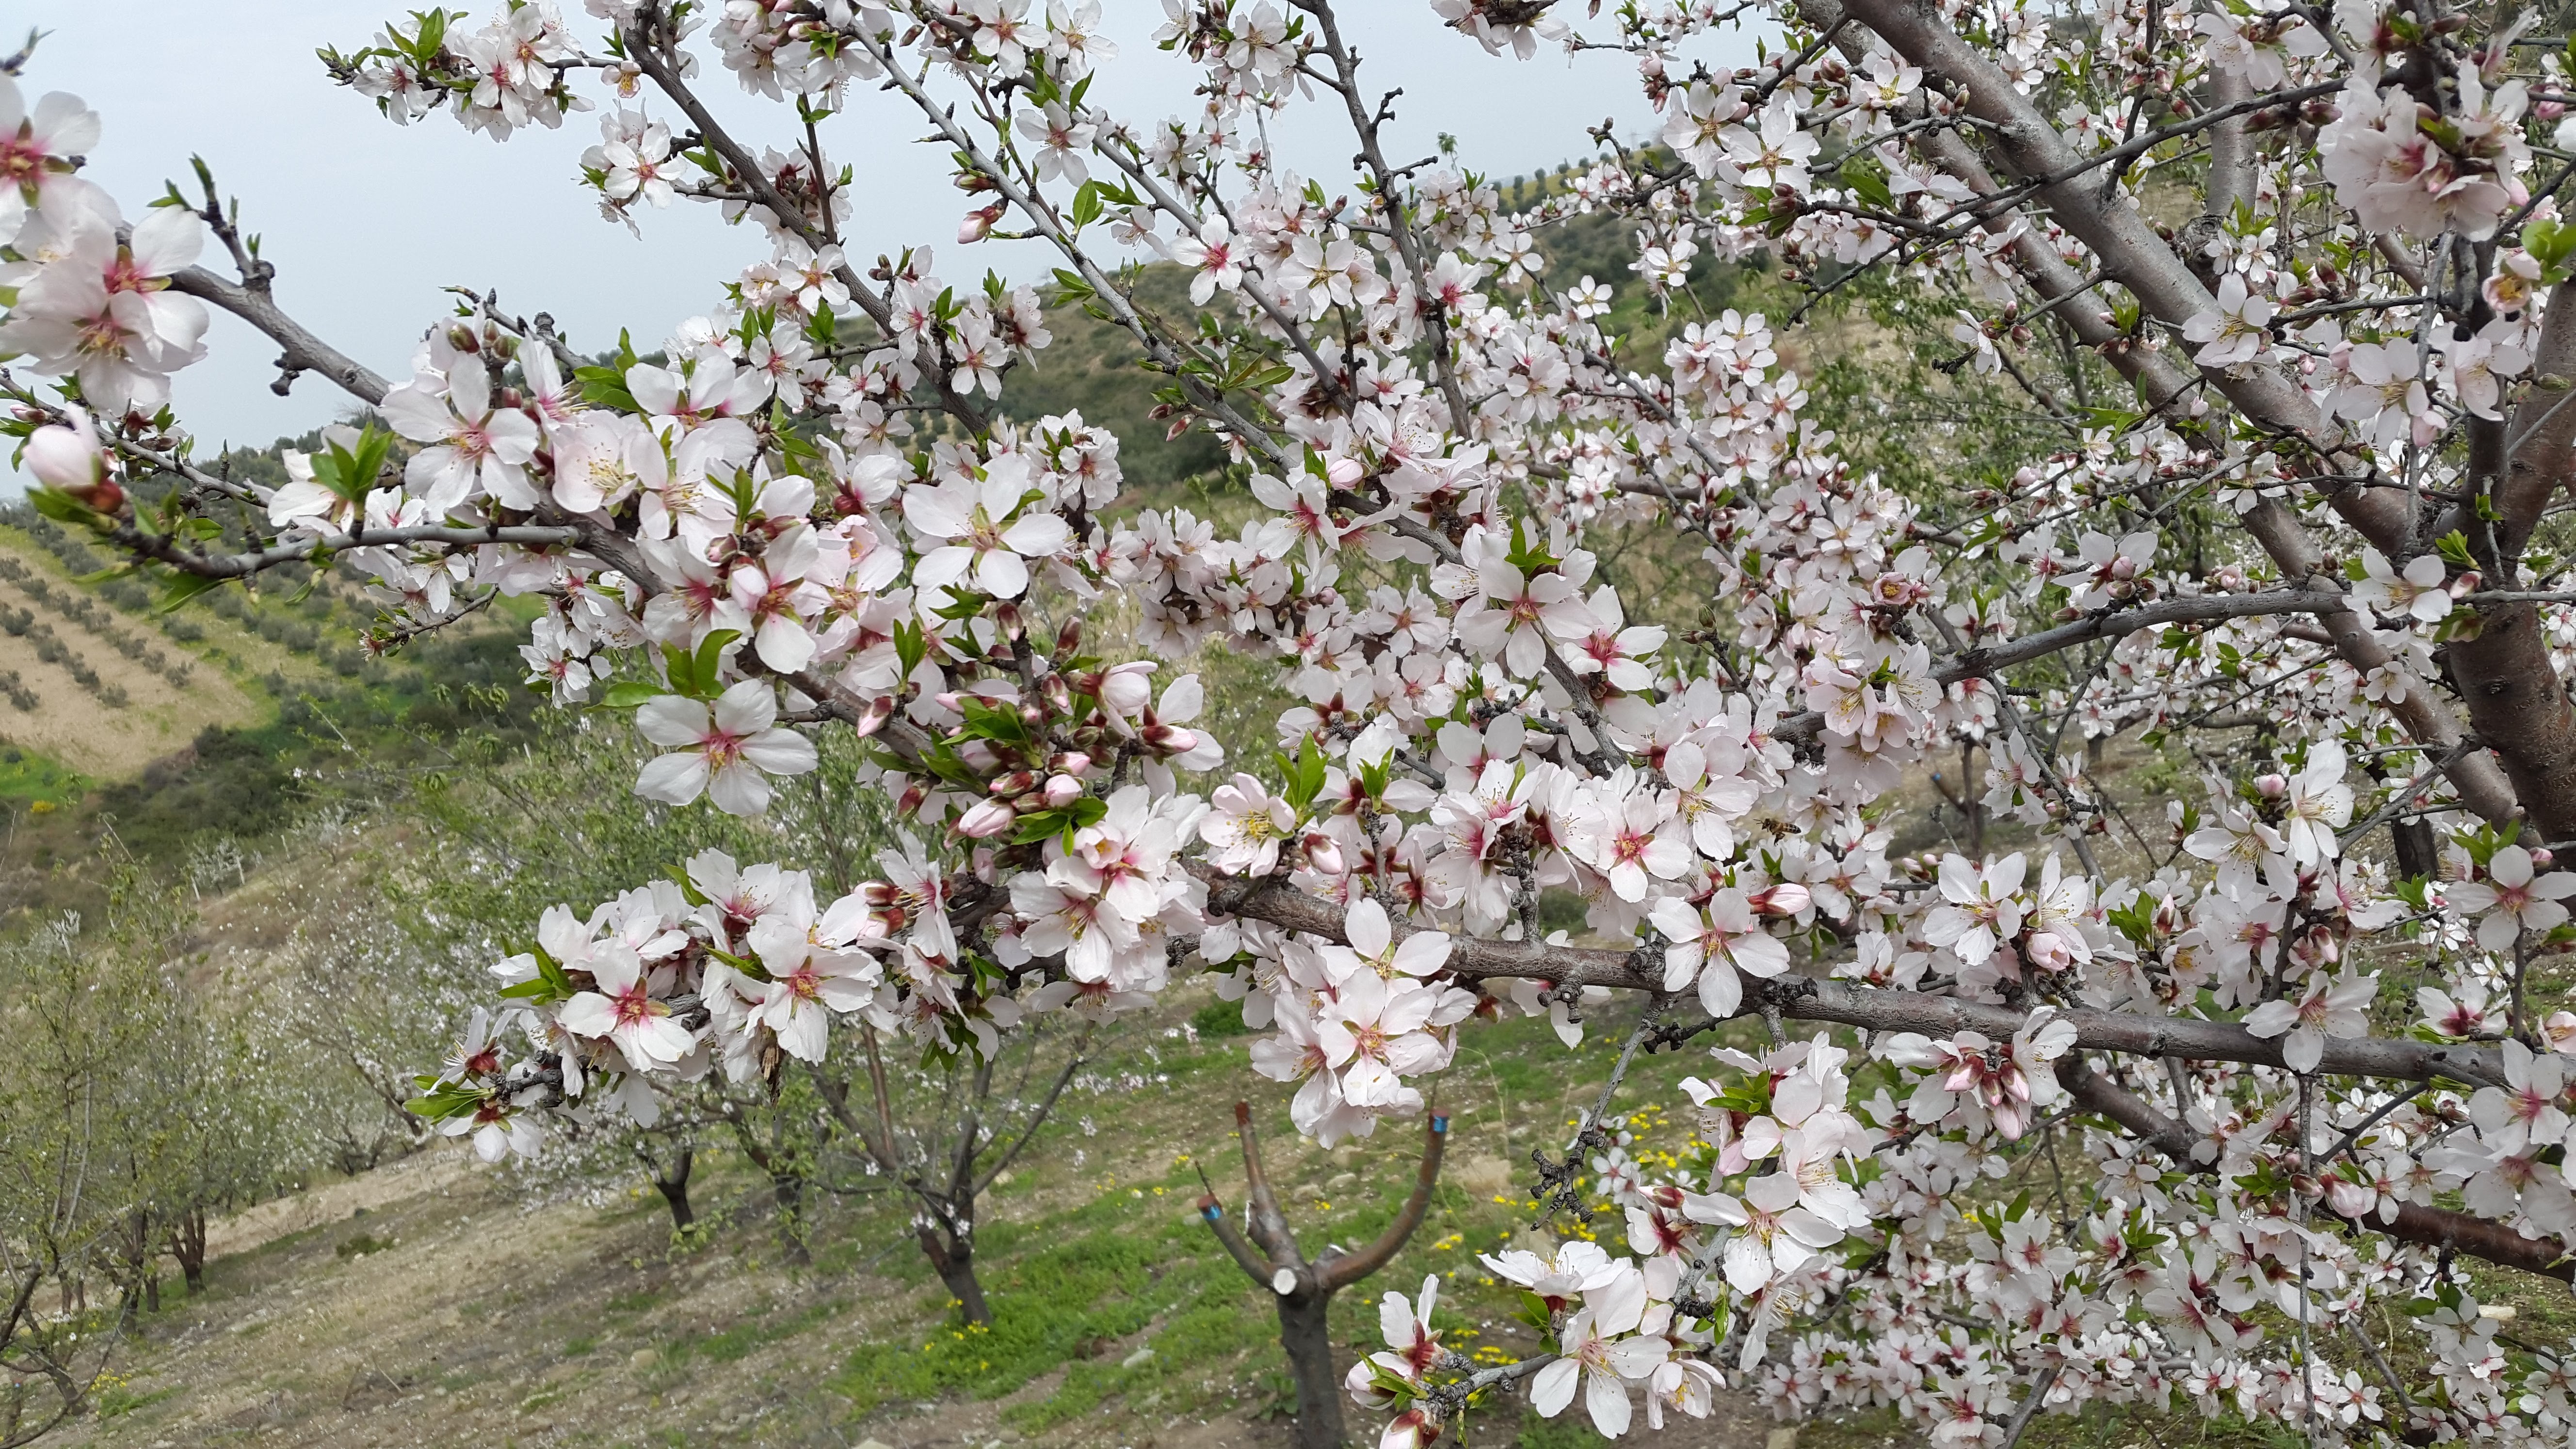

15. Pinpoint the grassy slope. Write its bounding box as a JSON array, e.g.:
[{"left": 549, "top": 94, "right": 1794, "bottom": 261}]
[
  {"left": 60, "top": 971, "right": 1786, "bottom": 1449},
  {"left": 68, "top": 936, "right": 2525, "bottom": 1449}
]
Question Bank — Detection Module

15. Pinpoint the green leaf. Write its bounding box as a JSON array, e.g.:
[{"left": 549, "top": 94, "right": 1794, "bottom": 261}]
[
  {"left": 691, "top": 628, "right": 741, "bottom": 693},
  {"left": 1836, "top": 154, "right": 1893, "bottom": 211},
  {"left": 575, "top": 364, "right": 639, "bottom": 412},
  {"left": 1008, "top": 795, "right": 1108, "bottom": 845},
  {"left": 403, "top": 1086, "right": 484, "bottom": 1122},
  {"left": 155, "top": 571, "right": 228, "bottom": 612},
  {"left": 1279, "top": 734, "right": 1328, "bottom": 814},
  {"left": 1070, "top": 180, "right": 1106, "bottom": 231},
  {"left": 2434, "top": 530, "right": 2477, "bottom": 569},
  {"left": 598, "top": 681, "right": 662, "bottom": 709},
  {"left": 23, "top": 486, "right": 103, "bottom": 529}
]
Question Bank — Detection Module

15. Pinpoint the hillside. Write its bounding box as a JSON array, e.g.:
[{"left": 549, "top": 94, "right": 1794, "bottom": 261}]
[
  {"left": 52, "top": 941, "right": 1782, "bottom": 1449},
  {"left": 0, "top": 513, "right": 540, "bottom": 916}
]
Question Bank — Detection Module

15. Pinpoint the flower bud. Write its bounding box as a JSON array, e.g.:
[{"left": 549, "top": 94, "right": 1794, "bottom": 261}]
[
  {"left": 1302, "top": 832, "right": 1345, "bottom": 876},
  {"left": 1142, "top": 724, "right": 1198, "bottom": 755},
  {"left": 1324, "top": 455, "right": 1364, "bottom": 487},
  {"left": 1751, "top": 882, "right": 1811, "bottom": 917},
  {"left": 2254, "top": 773, "right": 2287, "bottom": 799},
  {"left": 988, "top": 769, "right": 1036, "bottom": 798},
  {"left": 955, "top": 798, "right": 1016, "bottom": 838},
  {"left": 1056, "top": 618, "right": 1083, "bottom": 657},
  {"left": 2537, "top": 848, "right": 2558, "bottom": 869},
  {"left": 25, "top": 409, "right": 121, "bottom": 513},
  {"left": 1049, "top": 751, "right": 1094, "bottom": 779},
  {"left": 958, "top": 201, "right": 1005, "bottom": 244},
  {"left": 1043, "top": 774, "right": 1083, "bottom": 807},
  {"left": 2023, "top": 931, "right": 2073, "bottom": 972}
]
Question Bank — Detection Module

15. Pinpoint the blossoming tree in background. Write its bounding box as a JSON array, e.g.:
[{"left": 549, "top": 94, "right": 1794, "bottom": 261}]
[{"left": 18, "top": 0, "right": 2576, "bottom": 1442}]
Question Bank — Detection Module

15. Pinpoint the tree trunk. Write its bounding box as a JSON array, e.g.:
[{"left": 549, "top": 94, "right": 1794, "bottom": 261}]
[
  {"left": 1274, "top": 1289, "right": 1347, "bottom": 1449},
  {"left": 2393, "top": 817, "right": 2439, "bottom": 881},
  {"left": 115, "top": 1208, "right": 153, "bottom": 1334},
  {"left": 650, "top": 1147, "right": 695, "bottom": 1232},
  {"left": 771, "top": 1170, "right": 809, "bottom": 1264},
  {"left": 172, "top": 1204, "right": 208, "bottom": 1295},
  {"left": 915, "top": 1226, "right": 992, "bottom": 1326}
]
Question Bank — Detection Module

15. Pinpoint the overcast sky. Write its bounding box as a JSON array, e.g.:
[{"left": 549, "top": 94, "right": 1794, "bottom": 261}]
[{"left": 8, "top": 2, "right": 1755, "bottom": 485}]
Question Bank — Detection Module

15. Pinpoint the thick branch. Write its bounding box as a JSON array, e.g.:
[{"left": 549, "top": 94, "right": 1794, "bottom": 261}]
[
  {"left": 1198, "top": 868, "right": 2508, "bottom": 1087},
  {"left": 164, "top": 266, "right": 389, "bottom": 404},
  {"left": 2061, "top": 1056, "right": 2572, "bottom": 1280},
  {"left": 1318, "top": 1108, "right": 1448, "bottom": 1290},
  {"left": 1234, "top": 1099, "right": 1304, "bottom": 1271},
  {"left": 109, "top": 520, "right": 580, "bottom": 579},
  {"left": 1198, "top": 1193, "right": 1281, "bottom": 1285}
]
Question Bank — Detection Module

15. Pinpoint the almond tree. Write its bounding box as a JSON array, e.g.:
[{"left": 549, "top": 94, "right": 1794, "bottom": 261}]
[
  {"left": 28, "top": 0, "right": 2576, "bottom": 1444},
  {"left": 1198, "top": 1099, "right": 1449, "bottom": 1449}
]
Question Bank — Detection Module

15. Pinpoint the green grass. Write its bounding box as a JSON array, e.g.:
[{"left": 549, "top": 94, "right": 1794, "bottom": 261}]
[
  {"left": 663, "top": 1297, "right": 845, "bottom": 1365},
  {"left": 829, "top": 1177, "right": 1266, "bottom": 1427},
  {"left": 92, "top": 1382, "right": 180, "bottom": 1420},
  {"left": 0, "top": 745, "right": 85, "bottom": 806}
]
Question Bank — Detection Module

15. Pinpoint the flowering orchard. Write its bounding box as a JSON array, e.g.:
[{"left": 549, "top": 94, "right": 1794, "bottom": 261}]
[{"left": 20, "top": 0, "right": 2576, "bottom": 1441}]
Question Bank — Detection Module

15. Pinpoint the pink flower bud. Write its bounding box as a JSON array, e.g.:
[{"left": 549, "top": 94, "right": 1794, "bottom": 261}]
[
  {"left": 1302, "top": 832, "right": 1345, "bottom": 876},
  {"left": 1143, "top": 724, "right": 1198, "bottom": 754},
  {"left": 2537, "top": 848, "right": 2558, "bottom": 869},
  {"left": 2254, "top": 773, "right": 2287, "bottom": 798},
  {"left": 1752, "top": 883, "right": 1812, "bottom": 917},
  {"left": 958, "top": 202, "right": 1005, "bottom": 243},
  {"left": 2023, "top": 931, "right": 2073, "bottom": 972},
  {"left": 1325, "top": 455, "right": 1364, "bottom": 487},
  {"left": 955, "top": 799, "right": 1016, "bottom": 838},
  {"left": 1043, "top": 774, "right": 1083, "bottom": 807},
  {"left": 1049, "top": 751, "right": 1095, "bottom": 779},
  {"left": 26, "top": 408, "right": 119, "bottom": 511}
]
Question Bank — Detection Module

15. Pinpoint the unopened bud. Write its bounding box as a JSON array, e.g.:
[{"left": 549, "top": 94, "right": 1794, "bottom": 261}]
[
  {"left": 2254, "top": 773, "right": 2287, "bottom": 799},
  {"left": 989, "top": 770, "right": 1036, "bottom": 798},
  {"left": 955, "top": 799, "right": 1016, "bottom": 838},
  {"left": 1056, "top": 618, "right": 1083, "bottom": 657},
  {"left": 958, "top": 201, "right": 1006, "bottom": 244},
  {"left": 1043, "top": 774, "right": 1083, "bottom": 807},
  {"left": 1751, "top": 883, "right": 1811, "bottom": 917},
  {"left": 1143, "top": 724, "right": 1198, "bottom": 754},
  {"left": 1303, "top": 832, "right": 1345, "bottom": 876},
  {"left": 1049, "top": 751, "right": 1095, "bottom": 778},
  {"left": 24, "top": 410, "right": 120, "bottom": 513}
]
